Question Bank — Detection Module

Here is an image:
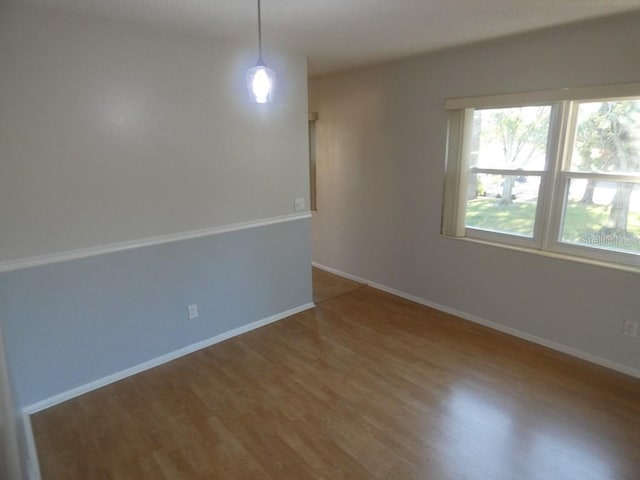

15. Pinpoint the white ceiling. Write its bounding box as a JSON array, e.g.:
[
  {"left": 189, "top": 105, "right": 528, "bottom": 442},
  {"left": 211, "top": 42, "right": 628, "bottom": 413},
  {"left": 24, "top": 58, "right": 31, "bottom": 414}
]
[{"left": 13, "top": 0, "right": 640, "bottom": 75}]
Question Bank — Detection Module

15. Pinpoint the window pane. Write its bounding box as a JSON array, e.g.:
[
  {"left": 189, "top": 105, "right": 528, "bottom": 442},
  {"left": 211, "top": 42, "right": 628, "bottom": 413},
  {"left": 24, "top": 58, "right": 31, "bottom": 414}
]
[
  {"left": 465, "top": 174, "right": 541, "bottom": 238},
  {"left": 570, "top": 99, "right": 640, "bottom": 174},
  {"left": 561, "top": 179, "right": 640, "bottom": 254},
  {"left": 472, "top": 106, "right": 551, "bottom": 170}
]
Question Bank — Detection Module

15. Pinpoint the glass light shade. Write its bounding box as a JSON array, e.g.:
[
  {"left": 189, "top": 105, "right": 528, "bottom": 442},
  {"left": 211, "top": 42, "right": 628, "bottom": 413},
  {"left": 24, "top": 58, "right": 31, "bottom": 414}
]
[{"left": 247, "top": 63, "right": 275, "bottom": 103}]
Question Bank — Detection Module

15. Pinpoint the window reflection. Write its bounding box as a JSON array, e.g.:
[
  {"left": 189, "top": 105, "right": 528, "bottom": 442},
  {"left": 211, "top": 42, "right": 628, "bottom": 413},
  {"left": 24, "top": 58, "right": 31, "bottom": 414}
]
[{"left": 440, "top": 387, "right": 613, "bottom": 479}]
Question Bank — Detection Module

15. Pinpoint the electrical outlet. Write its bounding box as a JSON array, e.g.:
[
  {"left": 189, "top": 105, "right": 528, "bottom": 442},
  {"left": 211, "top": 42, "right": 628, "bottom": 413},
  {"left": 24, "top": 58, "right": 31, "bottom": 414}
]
[
  {"left": 188, "top": 304, "right": 199, "bottom": 320},
  {"left": 622, "top": 320, "right": 638, "bottom": 338},
  {"left": 294, "top": 197, "right": 305, "bottom": 212}
]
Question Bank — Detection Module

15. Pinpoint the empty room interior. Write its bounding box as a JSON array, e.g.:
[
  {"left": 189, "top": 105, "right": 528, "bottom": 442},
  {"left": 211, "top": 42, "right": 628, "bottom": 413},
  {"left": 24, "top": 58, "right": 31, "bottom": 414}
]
[{"left": 2, "top": 1, "right": 640, "bottom": 479}]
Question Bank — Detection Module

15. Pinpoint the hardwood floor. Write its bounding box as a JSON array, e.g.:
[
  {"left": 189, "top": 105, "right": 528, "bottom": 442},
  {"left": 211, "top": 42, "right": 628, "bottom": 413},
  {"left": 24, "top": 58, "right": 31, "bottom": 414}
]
[
  {"left": 312, "top": 266, "right": 364, "bottom": 304},
  {"left": 32, "top": 273, "right": 640, "bottom": 479}
]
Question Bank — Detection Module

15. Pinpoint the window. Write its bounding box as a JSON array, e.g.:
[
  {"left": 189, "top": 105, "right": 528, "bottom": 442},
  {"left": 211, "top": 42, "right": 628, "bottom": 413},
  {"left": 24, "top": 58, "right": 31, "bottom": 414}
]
[{"left": 443, "top": 83, "right": 640, "bottom": 269}]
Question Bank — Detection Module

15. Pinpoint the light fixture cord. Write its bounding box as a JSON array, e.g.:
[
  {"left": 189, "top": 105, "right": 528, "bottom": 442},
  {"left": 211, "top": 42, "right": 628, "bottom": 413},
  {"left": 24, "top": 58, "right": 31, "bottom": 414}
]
[{"left": 257, "top": 0, "right": 263, "bottom": 60}]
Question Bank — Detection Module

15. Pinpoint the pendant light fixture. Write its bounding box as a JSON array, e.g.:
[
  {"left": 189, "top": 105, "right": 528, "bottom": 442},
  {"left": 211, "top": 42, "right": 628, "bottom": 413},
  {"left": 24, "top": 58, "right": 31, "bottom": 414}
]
[{"left": 247, "top": 0, "right": 275, "bottom": 103}]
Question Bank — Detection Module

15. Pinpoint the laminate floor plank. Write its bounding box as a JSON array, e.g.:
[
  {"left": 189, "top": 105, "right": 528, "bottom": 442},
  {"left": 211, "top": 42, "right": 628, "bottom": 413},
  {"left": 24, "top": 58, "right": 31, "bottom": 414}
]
[
  {"left": 32, "top": 283, "right": 640, "bottom": 479},
  {"left": 312, "top": 267, "right": 364, "bottom": 304}
]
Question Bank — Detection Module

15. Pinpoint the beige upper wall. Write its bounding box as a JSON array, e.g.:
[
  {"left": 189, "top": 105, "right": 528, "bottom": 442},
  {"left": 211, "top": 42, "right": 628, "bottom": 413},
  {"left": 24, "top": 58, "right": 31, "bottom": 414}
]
[
  {"left": 0, "top": 4, "right": 309, "bottom": 263},
  {"left": 309, "top": 11, "right": 640, "bottom": 372}
]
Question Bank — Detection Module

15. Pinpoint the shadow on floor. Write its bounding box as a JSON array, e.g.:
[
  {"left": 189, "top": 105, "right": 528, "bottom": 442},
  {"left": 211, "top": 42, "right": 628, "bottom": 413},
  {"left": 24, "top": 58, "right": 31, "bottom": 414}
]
[{"left": 312, "top": 266, "right": 365, "bottom": 304}]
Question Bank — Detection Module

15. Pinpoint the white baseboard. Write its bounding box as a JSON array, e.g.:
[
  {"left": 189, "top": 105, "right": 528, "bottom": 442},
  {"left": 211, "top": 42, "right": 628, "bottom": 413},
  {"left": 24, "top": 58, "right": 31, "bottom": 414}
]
[
  {"left": 23, "top": 302, "right": 315, "bottom": 415},
  {"left": 312, "top": 262, "right": 640, "bottom": 379},
  {"left": 312, "top": 262, "right": 367, "bottom": 284}
]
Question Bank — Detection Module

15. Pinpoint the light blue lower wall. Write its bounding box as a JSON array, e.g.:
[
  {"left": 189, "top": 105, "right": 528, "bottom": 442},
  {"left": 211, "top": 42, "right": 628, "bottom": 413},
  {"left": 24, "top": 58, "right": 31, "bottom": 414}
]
[{"left": 0, "top": 218, "right": 312, "bottom": 408}]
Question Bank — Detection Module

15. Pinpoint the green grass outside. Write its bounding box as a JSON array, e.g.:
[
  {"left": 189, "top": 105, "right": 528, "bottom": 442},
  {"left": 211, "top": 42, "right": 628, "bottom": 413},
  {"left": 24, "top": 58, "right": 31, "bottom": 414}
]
[{"left": 465, "top": 198, "right": 640, "bottom": 253}]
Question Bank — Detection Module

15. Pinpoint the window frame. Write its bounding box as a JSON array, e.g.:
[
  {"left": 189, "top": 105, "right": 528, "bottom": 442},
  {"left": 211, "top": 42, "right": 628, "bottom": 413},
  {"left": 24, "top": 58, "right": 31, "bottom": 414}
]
[{"left": 443, "top": 83, "right": 640, "bottom": 270}]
